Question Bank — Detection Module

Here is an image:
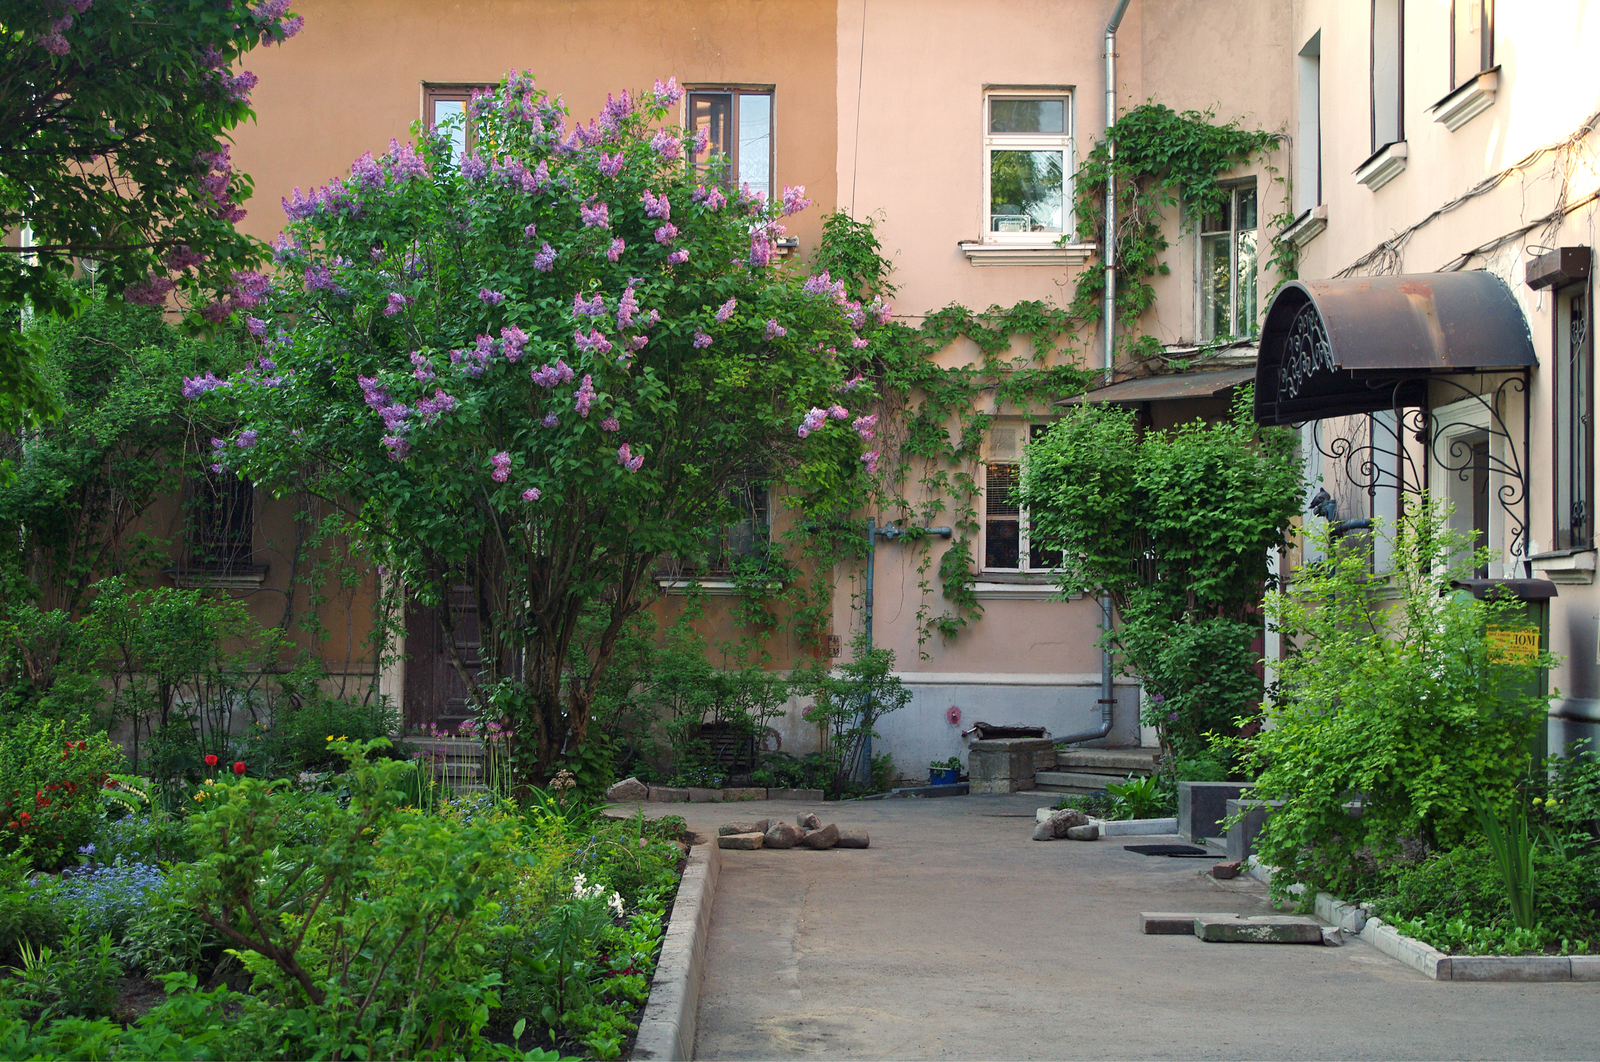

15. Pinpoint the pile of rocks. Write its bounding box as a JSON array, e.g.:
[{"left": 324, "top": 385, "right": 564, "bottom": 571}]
[
  {"left": 716, "top": 812, "right": 870, "bottom": 851},
  {"left": 1031, "top": 807, "right": 1099, "bottom": 842}
]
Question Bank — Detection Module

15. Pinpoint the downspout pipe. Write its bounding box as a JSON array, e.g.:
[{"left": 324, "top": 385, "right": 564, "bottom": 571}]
[{"left": 1060, "top": 0, "right": 1133, "bottom": 750}]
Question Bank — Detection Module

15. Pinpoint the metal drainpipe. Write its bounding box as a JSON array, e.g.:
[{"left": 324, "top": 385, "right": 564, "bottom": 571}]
[{"left": 1060, "top": 0, "right": 1132, "bottom": 750}]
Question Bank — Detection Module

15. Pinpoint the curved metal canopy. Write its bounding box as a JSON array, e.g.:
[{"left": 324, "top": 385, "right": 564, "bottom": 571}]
[{"left": 1253, "top": 271, "right": 1536, "bottom": 426}]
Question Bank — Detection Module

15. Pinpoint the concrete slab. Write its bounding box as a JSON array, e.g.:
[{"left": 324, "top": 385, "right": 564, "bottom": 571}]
[
  {"left": 614, "top": 795, "right": 1600, "bottom": 1061},
  {"left": 1194, "top": 913, "right": 1325, "bottom": 944},
  {"left": 1451, "top": 956, "right": 1572, "bottom": 982}
]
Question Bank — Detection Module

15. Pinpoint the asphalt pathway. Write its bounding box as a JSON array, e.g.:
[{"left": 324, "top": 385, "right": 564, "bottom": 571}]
[{"left": 627, "top": 792, "right": 1600, "bottom": 1061}]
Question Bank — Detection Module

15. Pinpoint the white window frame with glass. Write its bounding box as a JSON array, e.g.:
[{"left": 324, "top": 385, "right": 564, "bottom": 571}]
[
  {"left": 657, "top": 480, "right": 773, "bottom": 594},
  {"left": 1199, "top": 181, "right": 1260, "bottom": 341},
  {"left": 423, "top": 83, "right": 493, "bottom": 164},
  {"left": 686, "top": 87, "right": 774, "bottom": 202},
  {"left": 981, "top": 423, "right": 1061, "bottom": 575},
  {"left": 982, "top": 92, "right": 1072, "bottom": 244}
]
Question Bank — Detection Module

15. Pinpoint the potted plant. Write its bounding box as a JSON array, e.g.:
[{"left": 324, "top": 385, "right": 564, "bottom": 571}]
[{"left": 929, "top": 756, "right": 961, "bottom": 786}]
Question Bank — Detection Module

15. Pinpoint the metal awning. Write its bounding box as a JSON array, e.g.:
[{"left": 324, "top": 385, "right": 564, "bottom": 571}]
[
  {"left": 1253, "top": 271, "right": 1536, "bottom": 426},
  {"left": 1057, "top": 366, "right": 1256, "bottom": 405}
]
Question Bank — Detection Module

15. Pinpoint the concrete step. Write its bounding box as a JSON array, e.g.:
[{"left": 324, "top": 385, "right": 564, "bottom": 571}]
[
  {"left": 1054, "top": 748, "right": 1160, "bottom": 774},
  {"left": 1034, "top": 771, "right": 1123, "bottom": 791}
]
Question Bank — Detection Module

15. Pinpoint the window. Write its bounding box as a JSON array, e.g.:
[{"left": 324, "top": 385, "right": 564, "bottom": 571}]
[
  {"left": 187, "top": 470, "right": 254, "bottom": 572},
  {"left": 423, "top": 84, "right": 493, "bottom": 162},
  {"left": 1451, "top": 0, "right": 1494, "bottom": 88},
  {"left": 1296, "top": 32, "right": 1323, "bottom": 213},
  {"left": 984, "top": 92, "right": 1071, "bottom": 239},
  {"left": 1555, "top": 281, "right": 1593, "bottom": 551},
  {"left": 1371, "top": 0, "right": 1404, "bottom": 152},
  {"left": 983, "top": 424, "right": 1060, "bottom": 572},
  {"left": 687, "top": 88, "right": 773, "bottom": 201},
  {"left": 1200, "top": 183, "right": 1259, "bottom": 340},
  {"left": 663, "top": 480, "right": 771, "bottom": 578}
]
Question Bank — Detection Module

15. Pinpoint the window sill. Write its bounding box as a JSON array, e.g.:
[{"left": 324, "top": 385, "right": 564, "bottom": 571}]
[
  {"left": 166, "top": 564, "right": 269, "bottom": 590},
  {"left": 1529, "top": 547, "right": 1596, "bottom": 585},
  {"left": 1354, "top": 141, "right": 1408, "bottom": 191},
  {"left": 656, "top": 578, "right": 782, "bottom": 596},
  {"left": 971, "top": 574, "right": 1082, "bottom": 600},
  {"left": 1280, "top": 204, "right": 1329, "bottom": 248},
  {"left": 959, "top": 241, "right": 1097, "bottom": 268},
  {"left": 1430, "top": 67, "right": 1500, "bottom": 132}
]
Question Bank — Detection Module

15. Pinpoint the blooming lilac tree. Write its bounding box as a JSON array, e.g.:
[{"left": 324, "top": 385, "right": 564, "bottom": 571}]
[
  {"left": 0, "top": 0, "right": 304, "bottom": 431},
  {"left": 191, "top": 73, "right": 881, "bottom": 777}
]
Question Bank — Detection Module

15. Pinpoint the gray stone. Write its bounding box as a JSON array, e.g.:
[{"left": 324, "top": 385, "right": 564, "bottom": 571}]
[
  {"left": 797, "top": 812, "right": 822, "bottom": 830},
  {"left": 686, "top": 787, "right": 719, "bottom": 803},
  {"left": 647, "top": 786, "right": 689, "bottom": 803},
  {"left": 1193, "top": 914, "right": 1324, "bottom": 944},
  {"left": 717, "top": 832, "right": 765, "bottom": 850},
  {"left": 1030, "top": 821, "right": 1056, "bottom": 841},
  {"left": 1065, "top": 824, "right": 1099, "bottom": 841},
  {"left": 836, "top": 826, "right": 870, "bottom": 848},
  {"left": 720, "top": 787, "right": 767, "bottom": 802},
  {"left": 967, "top": 737, "right": 1053, "bottom": 794},
  {"left": 606, "top": 776, "right": 649, "bottom": 802},
  {"left": 1031, "top": 808, "right": 1090, "bottom": 840},
  {"left": 1321, "top": 926, "right": 1344, "bottom": 947},
  {"left": 764, "top": 822, "right": 803, "bottom": 849},
  {"left": 1570, "top": 956, "right": 1600, "bottom": 981},
  {"left": 1223, "top": 798, "right": 1284, "bottom": 863},
  {"left": 1140, "top": 912, "right": 1202, "bottom": 935},
  {"left": 718, "top": 819, "right": 770, "bottom": 837},
  {"left": 768, "top": 788, "right": 825, "bottom": 801},
  {"left": 800, "top": 823, "right": 840, "bottom": 849},
  {"left": 1450, "top": 956, "right": 1572, "bottom": 982},
  {"left": 1177, "top": 781, "right": 1254, "bottom": 842}
]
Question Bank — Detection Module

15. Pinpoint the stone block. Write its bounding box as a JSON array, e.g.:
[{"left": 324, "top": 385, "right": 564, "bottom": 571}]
[
  {"left": 1450, "top": 956, "right": 1571, "bottom": 982},
  {"left": 648, "top": 786, "right": 689, "bottom": 803},
  {"left": 836, "top": 826, "right": 870, "bottom": 848},
  {"left": 1211, "top": 861, "right": 1243, "bottom": 880},
  {"left": 1224, "top": 798, "right": 1284, "bottom": 863},
  {"left": 720, "top": 787, "right": 767, "bottom": 802},
  {"left": 717, "top": 820, "right": 769, "bottom": 837},
  {"left": 1321, "top": 927, "right": 1344, "bottom": 947},
  {"left": 967, "top": 737, "right": 1053, "bottom": 794},
  {"left": 605, "top": 777, "right": 649, "bottom": 802},
  {"left": 716, "top": 832, "right": 764, "bottom": 850},
  {"left": 1193, "top": 914, "right": 1324, "bottom": 944},
  {"left": 768, "top": 788, "right": 824, "bottom": 801},
  {"left": 1570, "top": 956, "right": 1600, "bottom": 981},
  {"left": 1065, "top": 824, "right": 1099, "bottom": 841},
  {"left": 686, "top": 787, "right": 718, "bottom": 803},
  {"left": 1177, "top": 781, "right": 1254, "bottom": 842},
  {"left": 1140, "top": 912, "right": 1201, "bottom": 935}
]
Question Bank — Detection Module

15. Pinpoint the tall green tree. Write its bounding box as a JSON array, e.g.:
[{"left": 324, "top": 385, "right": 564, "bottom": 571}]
[
  {"left": 0, "top": 0, "right": 302, "bottom": 431},
  {"left": 196, "top": 74, "right": 876, "bottom": 776}
]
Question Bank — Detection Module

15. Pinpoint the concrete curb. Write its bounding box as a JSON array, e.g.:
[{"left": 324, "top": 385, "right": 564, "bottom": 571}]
[
  {"left": 1315, "top": 890, "right": 1598, "bottom": 982},
  {"left": 631, "top": 842, "right": 721, "bottom": 1060}
]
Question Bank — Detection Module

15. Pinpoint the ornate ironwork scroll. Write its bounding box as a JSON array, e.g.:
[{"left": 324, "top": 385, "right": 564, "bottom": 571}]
[{"left": 1277, "top": 302, "right": 1336, "bottom": 402}]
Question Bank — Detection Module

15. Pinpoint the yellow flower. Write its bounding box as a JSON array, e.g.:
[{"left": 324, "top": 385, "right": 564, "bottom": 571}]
[
  {"left": 326, "top": 735, "right": 334, "bottom": 741},
  {"left": 338, "top": 735, "right": 348, "bottom": 741},
  {"left": 194, "top": 793, "right": 204, "bottom": 802}
]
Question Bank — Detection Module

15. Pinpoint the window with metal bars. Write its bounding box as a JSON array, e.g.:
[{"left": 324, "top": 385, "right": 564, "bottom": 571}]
[
  {"left": 187, "top": 470, "right": 254, "bottom": 571},
  {"left": 1555, "top": 281, "right": 1593, "bottom": 551}
]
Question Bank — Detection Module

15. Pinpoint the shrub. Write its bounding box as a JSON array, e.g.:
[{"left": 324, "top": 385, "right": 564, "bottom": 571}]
[
  {"left": 1239, "top": 506, "right": 1554, "bottom": 899},
  {"left": 53, "top": 859, "right": 166, "bottom": 942},
  {"left": 791, "top": 631, "right": 911, "bottom": 796},
  {"left": 0, "top": 721, "right": 125, "bottom": 870}
]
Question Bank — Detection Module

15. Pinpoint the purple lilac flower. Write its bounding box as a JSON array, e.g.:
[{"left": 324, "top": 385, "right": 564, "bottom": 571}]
[
  {"left": 616, "top": 286, "right": 639, "bottom": 329},
  {"left": 385, "top": 292, "right": 412, "bottom": 316},
  {"left": 715, "top": 298, "right": 737, "bottom": 323},
  {"left": 542, "top": 412, "right": 559, "bottom": 428},
  {"left": 573, "top": 292, "right": 606, "bottom": 319},
  {"left": 574, "top": 328, "right": 613, "bottom": 355},
  {"left": 164, "top": 244, "right": 205, "bottom": 272},
  {"left": 410, "top": 352, "right": 436, "bottom": 381},
  {"left": 522, "top": 487, "right": 542, "bottom": 501},
  {"left": 534, "top": 243, "right": 556, "bottom": 271},
  {"left": 251, "top": 0, "right": 291, "bottom": 19},
  {"left": 692, "top": 331, "right": 713, "bottom": 349},
  {"left": 580, "top": 201, "right": 610, "bottom": 229},
  {"left": 780, "top": 185, "right": 811, "bottom": 216},
  {"left": 598, "top": 151, "right": 625, "bottom": 178},
  {"left": 861, "top": 450, "right": 880, "bottom": 474},
  {"left": 666, "top": 249, "right": 689, "bottom": 265},
  {"left": 461, "top": 152, "right": 488, "bottom": 181},
  {"left": 351, "top": 152, "right": 384, "bottom": 189},
  {"left": 246, "top": 316, "right": 268, "bottom": 337},
  {"left": 524, "top": 223, "right": 538, "bottom": 239},
  {"left": 646, "top": 309, "right": 660, "bottom": 327},
  {"left": 388, "top": 138, "right": 427, "bottom": 179},
  {"left": 749, "top": 235, "right": 773, "bottom": 268},
  {"left": 797, "top": 408, "right": 828, "bottom": 438},
  {"left": 125, "top": 275, "right": 175, "bottom": 306},
  {"left": 652, "top": 77, "right": 683, "bottom": 106},
  {"left": 223, "top": 71, "right": 258, "bottom": 102},
  {"left": 181, "top": 372, "right": 230, "bottom": 399},
  {"left": 693, "top": 185, "right": 727, "bottom": 211},
  {"left": 871, "top": 298, "right": 893, "bottom": 324},
  {"left": 606, "top": 238, "right": 625, "bottom": 261},
  {"left": 491, "top": 452, "right": 512, "bottom": 482},
  {"left": 764, "top": 319, "right": 787, "bottom": 340},
  {"left": 479, "top": 288, "right": 506, "bottom": 306},
  {"left": 600, "top": 416, "right": 620, "bottom": 432},
  {"left": 627, "top": 335, "right": 648, "bottom": 351},
  {"left": 649, "top": 130, "right": 682, "bottom": 160},
  {"left": 653, "top": 223, "right": 678, "bottom": 245},
  {"left": 617, "top": 443, "right": 644, "bottom": 471},
  {"left": 383, "top": 435, "right": 409, "bottom": 460},
  {"left": 236, "top": 429, "right": 259, "bottom": 448},
  {"left": 525, "top": 159, "right": 550, "bottom": 192},
  {"left": 642, "top": 189, "right": 670, "bottom": 220},
  {"left": 500, "top": 324, "right": 527, "bottom": 361},
  {"left": 844, "top": 303, "right": 867, "bottom": 329},
  {"left": 415, "top": 389, "right": 457, "bottom": 422},
  {"left": 574, "top": 375, "right": 596, "bottom": 417},
  {"left": 840, "top": 373, "right": 865, "bottom": 391},
  {"left": 853, "top": 414, "right": 878, "bottom": 440},
  {"left": 827, "top": 405, "right": 848, "bottom": 420}
]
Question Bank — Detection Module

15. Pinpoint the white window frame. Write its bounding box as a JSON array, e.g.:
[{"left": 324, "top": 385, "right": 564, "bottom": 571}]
[
  {"left": 982, "top": 90, "right": 1073, "bottom": 246},
  {"left": 1197, "top": 180, "right": 1261, "bottom": 342},
  {"left": 980, "top": 422, "right": 1060, "bottom": 575}
]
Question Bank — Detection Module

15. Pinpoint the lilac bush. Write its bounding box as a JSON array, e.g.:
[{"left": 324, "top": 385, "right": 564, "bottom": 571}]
[{"left": 189, "top": 73, "right": 877, "bottom": 777}]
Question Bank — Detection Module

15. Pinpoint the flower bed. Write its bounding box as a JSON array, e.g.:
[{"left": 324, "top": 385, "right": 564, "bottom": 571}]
[{"left": 0, "top": 740, "right": 686, "bottom": 1060}]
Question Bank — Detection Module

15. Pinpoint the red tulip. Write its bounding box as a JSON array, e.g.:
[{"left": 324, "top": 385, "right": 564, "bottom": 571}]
[
  {"left": 204, "top": 754, "right": 218, "bottom": 768},
  {"left": 232, "top": 761, "right": 247, "bottom": 775}
]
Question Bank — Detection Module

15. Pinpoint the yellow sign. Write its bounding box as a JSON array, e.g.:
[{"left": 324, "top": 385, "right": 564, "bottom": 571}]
[{"left": 1487, "top": 626, "right": 1541, "bottom": 664}]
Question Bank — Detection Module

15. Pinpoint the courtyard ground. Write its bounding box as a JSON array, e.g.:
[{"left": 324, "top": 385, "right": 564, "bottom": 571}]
[{"left": 624, "top": 792, "right": 1600, "bottom": 1061}]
